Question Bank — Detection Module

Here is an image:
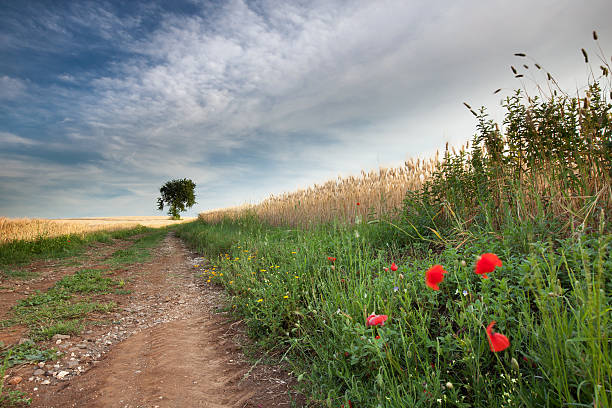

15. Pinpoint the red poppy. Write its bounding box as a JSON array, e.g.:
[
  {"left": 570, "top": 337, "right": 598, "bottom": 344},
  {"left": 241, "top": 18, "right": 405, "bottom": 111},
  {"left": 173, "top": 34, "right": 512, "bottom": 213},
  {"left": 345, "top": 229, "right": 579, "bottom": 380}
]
[
  {"left": 390, "top": 262, "right": 398, "bottom": 271},
  {"left": 366, "top": 313, "right": 388, "bottom": 327},
  {"left": 356, "top": 202, "right": 360, "bottom": 206},
  {"left": 375, "top": 335, "right": 380, "bottom": 339},
  {"left": 486, "top": 321, "right": 510, "bottom": 352},
  {"left": 475, "top": 253, "right": 502, "bottom": 279},
  {"left": 328, "top": 257, "right": 337, "bottom": 263},
  {"left": 425, "top": 264, "right": 447, "bottom": 290},
  {"left": 383, "top": 267, "right": 389, "bottom": 272}
]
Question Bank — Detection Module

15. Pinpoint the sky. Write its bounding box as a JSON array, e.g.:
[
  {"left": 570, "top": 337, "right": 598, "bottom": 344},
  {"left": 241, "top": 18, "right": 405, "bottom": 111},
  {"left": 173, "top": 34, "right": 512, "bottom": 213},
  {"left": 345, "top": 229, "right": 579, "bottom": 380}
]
[{"left": 1, "top": 0, "right": 611, "bottom": 218}]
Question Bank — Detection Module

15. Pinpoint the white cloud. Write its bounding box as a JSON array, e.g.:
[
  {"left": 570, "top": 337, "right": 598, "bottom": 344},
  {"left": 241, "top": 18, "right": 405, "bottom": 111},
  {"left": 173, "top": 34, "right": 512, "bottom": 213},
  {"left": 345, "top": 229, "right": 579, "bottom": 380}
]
[
  {"left": 0, "top": 131, "right": 38, "bottom": 146},
  {"left": 0, "top": 76, "right": 27, "bottom": 99},
  {"left": 2, "top": 0, "right": 612, "bottom": 217}
]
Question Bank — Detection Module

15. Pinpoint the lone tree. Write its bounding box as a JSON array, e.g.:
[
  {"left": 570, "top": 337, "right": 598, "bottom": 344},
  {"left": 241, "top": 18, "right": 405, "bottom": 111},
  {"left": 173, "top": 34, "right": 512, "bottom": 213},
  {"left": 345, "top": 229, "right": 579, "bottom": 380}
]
[{"left": 156, "top": 178, "right": 196, "bottom": 220}]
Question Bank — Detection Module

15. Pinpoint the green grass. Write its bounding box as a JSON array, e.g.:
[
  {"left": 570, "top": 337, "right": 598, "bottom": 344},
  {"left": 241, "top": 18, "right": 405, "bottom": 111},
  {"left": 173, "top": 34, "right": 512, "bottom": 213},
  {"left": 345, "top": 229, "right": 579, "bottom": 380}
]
[
  {"left": 1, "top": 267, "right": 125, "bottom": 341},
  {"left": 56, "top": 268, "right": 116, "bottom": 293},
  {"left": 104, "top": 229, "right": 167, "bottom": 266},
  {"left": 2, "top": 287, "right": 116, "bottom": 341},
  {"left": 0, "top": 268, "right": 38, "bottom": 280},
  {"left": 173, "top": 61, "right": 611, "bottom": 406},
  {"left": 176, "top": 217, "right": 610, "bottom": 408},
  {"left": 0, "top": 225, "right": 152, "bottom": 267},
  {"left": 0, "top": 340, "right": 58, "bottom": 368}
]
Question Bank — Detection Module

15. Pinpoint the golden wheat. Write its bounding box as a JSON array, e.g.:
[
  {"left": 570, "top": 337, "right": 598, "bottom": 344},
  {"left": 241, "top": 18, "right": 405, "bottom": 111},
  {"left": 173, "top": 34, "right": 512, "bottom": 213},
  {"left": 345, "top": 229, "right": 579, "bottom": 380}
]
[
  {"left": 199, "top": 156, "right": 438, "bottom": 226},
  {"left": 0, "top": 216, "right": 195, "bottom": 244}
]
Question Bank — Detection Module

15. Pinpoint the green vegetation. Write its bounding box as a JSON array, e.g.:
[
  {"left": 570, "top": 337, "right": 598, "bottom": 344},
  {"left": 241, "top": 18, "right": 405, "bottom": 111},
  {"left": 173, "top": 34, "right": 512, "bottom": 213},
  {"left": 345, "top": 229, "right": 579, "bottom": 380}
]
[
  {"left": 157, "top": 178, "right": 197, "bottom": 219},
  {"left": 175, "top": 45, "right": 611, "bottom": 407},
  {"left": 0, "top": 341, "right": 57, "bottom": 405},
  {"left": 2, "top": 286, "right": 116, "bottom": 341},
  {"left": 0, "top": 225, "right": 151, "bottom": 268},
  {"left": 56, "top": 268, "right": 117, "bottom": 293},
  {"left": 0, "top": 341, "right": 58, "bottom": 368},
  {"left": 104, "top": 229, "right": 167, "bottom": 266},
  {"left": 0, "top": 269, "right": 38, "bottom": 280}
]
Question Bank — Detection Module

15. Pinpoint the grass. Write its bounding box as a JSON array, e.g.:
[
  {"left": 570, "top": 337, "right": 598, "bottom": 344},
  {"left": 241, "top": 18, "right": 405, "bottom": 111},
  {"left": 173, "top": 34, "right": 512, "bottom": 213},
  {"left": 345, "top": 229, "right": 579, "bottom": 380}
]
[
  {"left": 178, "top": 38, "right": 611, "bottom": 408},
  {"left": 2, "top": 287, "right": 117, "bottom": 341},
  {"left": 0, "top": 341, "right": 58, "bottom": 368},
  {"left": 0, "top": 341, "right": 58, "bottom": 405},
  {"left": 0, "top": 225, "right": 152, "bottom": 268},
  {"left": 0, "top": 269, "right": 38, "bottom": 280},
  {"left": 104, "top": 229, "right": 167, "bottom": 266}
]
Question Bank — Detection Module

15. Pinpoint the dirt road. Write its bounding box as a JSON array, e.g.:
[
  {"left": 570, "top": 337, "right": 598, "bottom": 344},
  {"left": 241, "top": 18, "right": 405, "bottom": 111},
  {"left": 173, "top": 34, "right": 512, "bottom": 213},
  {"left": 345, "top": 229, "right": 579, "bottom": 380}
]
[{"left": 2, "top": 233, "right": 302, "bottom": 407}]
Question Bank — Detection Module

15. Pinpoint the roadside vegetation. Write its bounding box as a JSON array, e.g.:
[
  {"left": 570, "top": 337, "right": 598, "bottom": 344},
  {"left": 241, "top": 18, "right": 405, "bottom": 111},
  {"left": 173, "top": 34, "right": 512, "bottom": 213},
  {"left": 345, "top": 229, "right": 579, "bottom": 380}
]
[
  {"left": 0, "top": 226, "right": 150, "bottom": 271},
  {"left": 176, "top": 38, "right": 611, "bottom": 407}
]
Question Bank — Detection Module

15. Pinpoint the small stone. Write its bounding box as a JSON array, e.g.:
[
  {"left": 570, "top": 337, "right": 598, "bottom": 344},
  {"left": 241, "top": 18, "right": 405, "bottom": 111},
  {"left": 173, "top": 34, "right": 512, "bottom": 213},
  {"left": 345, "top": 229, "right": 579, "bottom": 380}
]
[
  {"left": 33, "top": 369, "right": 45, "bottom": 376},
  {"left": 67, "top": 361, "right": 79, "bottom": 368},
  {"left": 56, "top": 339, "right": 62, "bottom": 345},
  {"left": 37, "top": 362, "right": 45, "bottom": 368},
  {"left": 76, "top": 343, "right": 87, "bottom": 349},
  {"left": 8, "top": 376, "right": 23, "bottom": 385},
  {"left": 41, "top": 380, "right": 51, "bottom": 385},
  {"left": 52, "top": 334, "right": 71, "bottom": 341},
  {"left": 56, "top": 371, "right": 70, "bottom": 379}
]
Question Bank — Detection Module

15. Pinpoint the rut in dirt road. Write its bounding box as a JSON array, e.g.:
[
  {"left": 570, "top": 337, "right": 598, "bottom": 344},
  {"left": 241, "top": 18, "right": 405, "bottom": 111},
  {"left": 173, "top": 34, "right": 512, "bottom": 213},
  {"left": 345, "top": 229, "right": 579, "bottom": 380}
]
[{"left": 30, "top": 232, "right": 301, "bottom": 408}]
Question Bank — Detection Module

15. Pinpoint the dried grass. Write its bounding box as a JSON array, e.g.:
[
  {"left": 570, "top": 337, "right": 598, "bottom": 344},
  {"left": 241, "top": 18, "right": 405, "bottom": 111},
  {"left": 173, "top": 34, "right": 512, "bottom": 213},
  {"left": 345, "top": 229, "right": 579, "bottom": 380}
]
[
  {"left": 199, "top": 157, "right": 437, "bottom": 227},
  {"left": 0, "top": 216, "right": 195, "bottom": 244}
]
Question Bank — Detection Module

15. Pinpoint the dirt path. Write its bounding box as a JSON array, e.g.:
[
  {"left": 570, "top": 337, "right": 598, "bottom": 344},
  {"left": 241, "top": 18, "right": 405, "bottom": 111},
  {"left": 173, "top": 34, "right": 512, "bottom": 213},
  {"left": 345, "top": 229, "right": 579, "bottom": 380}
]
[{"left": 4, "top": 233, "right": 303, "bottom": 407}]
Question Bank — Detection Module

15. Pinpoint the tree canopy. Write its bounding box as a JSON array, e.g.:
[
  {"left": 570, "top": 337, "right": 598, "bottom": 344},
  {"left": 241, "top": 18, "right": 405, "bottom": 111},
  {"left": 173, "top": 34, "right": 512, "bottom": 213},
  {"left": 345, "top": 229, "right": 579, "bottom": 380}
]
[{"left": 156, "top": 178, "right": 196, "bottom": 219}]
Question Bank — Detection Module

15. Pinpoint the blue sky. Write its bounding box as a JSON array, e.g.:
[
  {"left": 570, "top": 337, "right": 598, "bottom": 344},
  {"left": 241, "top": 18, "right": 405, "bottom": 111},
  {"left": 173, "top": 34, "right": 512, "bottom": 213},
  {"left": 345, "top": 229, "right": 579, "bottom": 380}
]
[{"left": 1, "top": 0, "right": 610, "bottom": 218}]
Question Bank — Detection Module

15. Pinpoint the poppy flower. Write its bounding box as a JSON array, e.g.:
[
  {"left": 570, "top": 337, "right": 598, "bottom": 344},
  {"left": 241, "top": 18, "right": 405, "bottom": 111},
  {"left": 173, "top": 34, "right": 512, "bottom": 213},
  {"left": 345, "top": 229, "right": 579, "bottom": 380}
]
[
  {"left": 366, "top": 313, "right": 388, "bottom": 327},
  {"left": 328, "top": 257, "right": 337, "bottom": 263},
  {"left": 475, "top": 253, "right": 502, "bottom": 278},
  {"left": 383, "top": 267, "right": 389, "bottom": 272},
  {"left": 356, "top": 202, "right": 360, "bottom": 206},
  {"left": 486, "top": 321, "right": 510, "bottom": 352},
  {"left": 390, "top": 262, "right": 398, "bottom": 271},
  {"left": 425, "top": 264, "right": 447, "bottom": 290}
]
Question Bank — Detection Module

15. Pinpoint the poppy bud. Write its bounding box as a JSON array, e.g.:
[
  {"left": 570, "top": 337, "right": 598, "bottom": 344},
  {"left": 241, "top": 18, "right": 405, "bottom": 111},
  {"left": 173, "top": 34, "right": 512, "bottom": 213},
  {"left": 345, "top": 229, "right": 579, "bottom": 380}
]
[
  {"left": 511, "top": 357, "right": 520, "bottom": 371},
  {"left": 445, "top": 382, "right": 453, "bottom": 389}
]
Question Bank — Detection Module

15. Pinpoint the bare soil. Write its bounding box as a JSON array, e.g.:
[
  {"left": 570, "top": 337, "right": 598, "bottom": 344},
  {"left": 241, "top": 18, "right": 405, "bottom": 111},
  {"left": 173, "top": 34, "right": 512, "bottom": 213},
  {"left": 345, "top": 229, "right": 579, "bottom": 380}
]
[{"left": 2, "top": 233, "right": 304, "bottom": 407}]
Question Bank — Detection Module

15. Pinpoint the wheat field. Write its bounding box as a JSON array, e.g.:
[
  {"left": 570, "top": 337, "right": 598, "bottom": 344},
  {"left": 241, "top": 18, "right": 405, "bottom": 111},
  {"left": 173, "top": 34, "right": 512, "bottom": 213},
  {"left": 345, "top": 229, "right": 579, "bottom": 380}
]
[
  {"left": 0, "top": 216, "right": 196, "bottom": 244},
  {"left": 199, "top": 156, "right": 439, "bottom": 226}
]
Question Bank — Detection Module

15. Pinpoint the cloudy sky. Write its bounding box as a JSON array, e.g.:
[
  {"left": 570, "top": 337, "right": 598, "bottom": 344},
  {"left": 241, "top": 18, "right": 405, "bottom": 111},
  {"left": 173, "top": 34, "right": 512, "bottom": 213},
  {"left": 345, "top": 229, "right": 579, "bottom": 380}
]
[{"left": 1, "top": 0, "right": 610, "bottom": 218}]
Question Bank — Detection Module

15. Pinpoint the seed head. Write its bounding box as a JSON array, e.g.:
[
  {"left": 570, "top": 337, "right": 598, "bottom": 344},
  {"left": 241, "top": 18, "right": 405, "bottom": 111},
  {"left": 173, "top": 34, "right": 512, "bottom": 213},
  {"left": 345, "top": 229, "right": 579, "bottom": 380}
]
[
  {"left": 514, "top": 53, "right": 526, "bottom": 57},
  {"left": 581, "top": 48, "right": 588, "bottom": 63},
  {"left": 593, "top": 30, "right": 598, "bottom": 40}
]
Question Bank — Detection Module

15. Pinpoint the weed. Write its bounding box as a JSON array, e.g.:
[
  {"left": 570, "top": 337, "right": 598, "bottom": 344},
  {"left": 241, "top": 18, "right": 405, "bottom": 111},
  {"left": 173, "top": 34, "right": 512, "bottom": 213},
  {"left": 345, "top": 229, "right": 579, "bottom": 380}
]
[
  {"left": 104, "top": 230, "right": 166, "bottom": 266},
  {"left": 0, "top": 341, "right": 58, "bottom": 368}
]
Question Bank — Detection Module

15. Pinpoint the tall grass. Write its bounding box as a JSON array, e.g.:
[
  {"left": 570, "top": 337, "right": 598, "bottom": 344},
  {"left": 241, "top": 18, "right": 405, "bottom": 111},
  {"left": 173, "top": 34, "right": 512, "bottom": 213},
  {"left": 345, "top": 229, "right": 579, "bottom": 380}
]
[
  {"left": 180, "top": 36, "right": 611, "bottom": 407},
  {"left": 200, "top": 158, "right": 437, "bottom": 227}
]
